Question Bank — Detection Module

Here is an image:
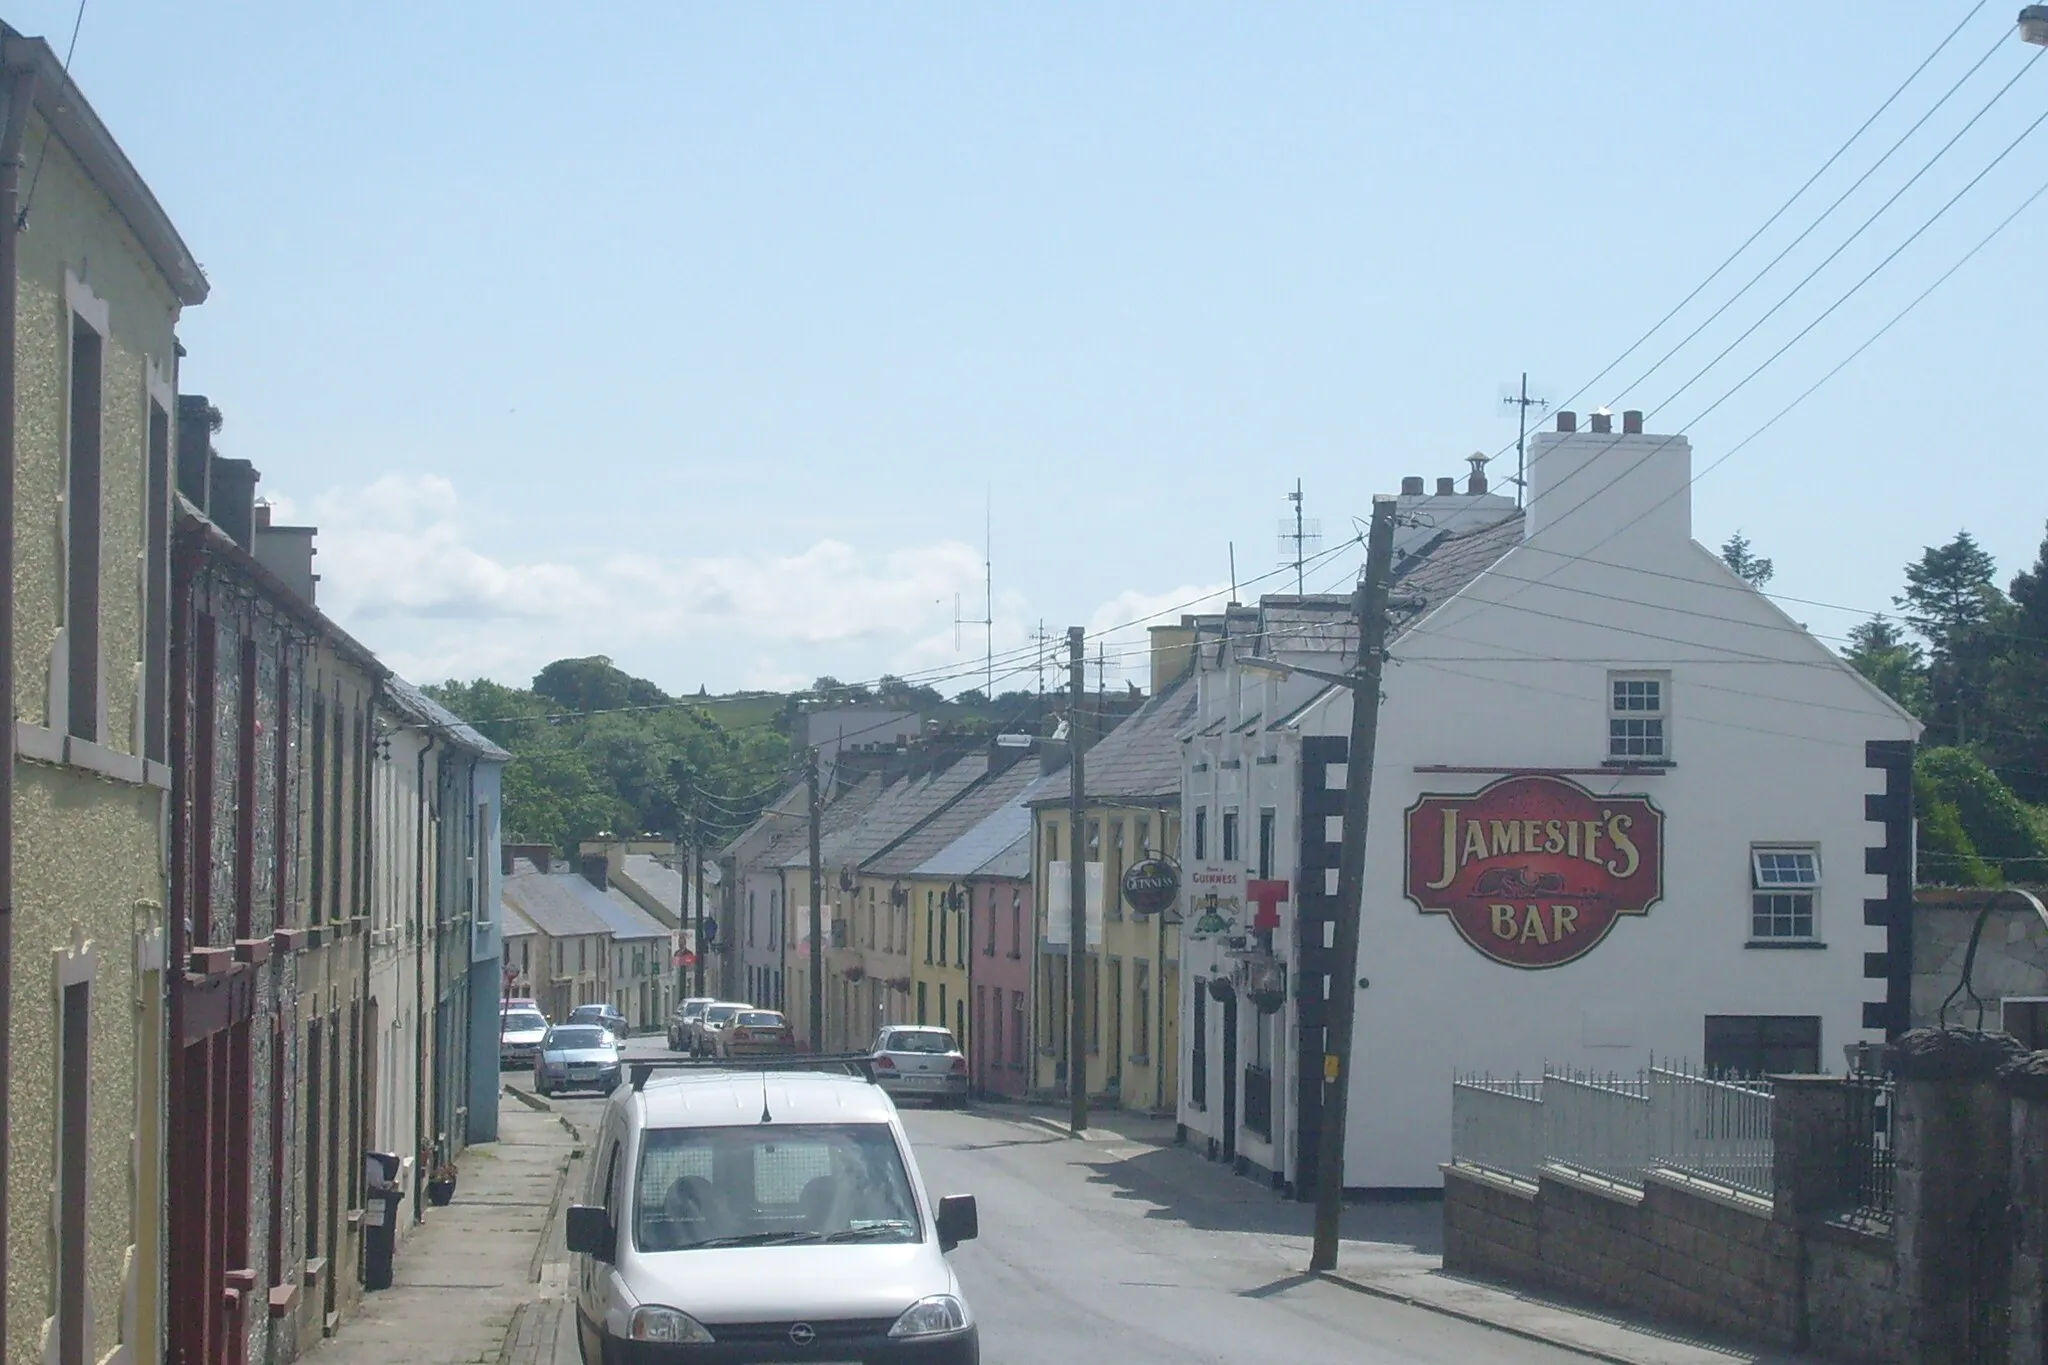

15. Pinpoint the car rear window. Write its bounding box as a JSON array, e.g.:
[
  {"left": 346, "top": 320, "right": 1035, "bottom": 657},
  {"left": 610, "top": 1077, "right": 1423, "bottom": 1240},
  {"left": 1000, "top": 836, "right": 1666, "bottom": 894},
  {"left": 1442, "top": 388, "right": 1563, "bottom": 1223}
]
[
  {"left": 737, "top": 1012, "right": 784, "bottom": 1028},
  {"left": 634, "top": 1123, "right": 920, "bottom": 1252},
  {"left": 549, "top": 1027, "right": 609, "bottom": 1049},
  {"left": 705, "top": 1005, "right": 741, "bottom": 1023},
  {"left": 502, "top": 1011, "right": 546, "bottom": 1032},
  {"left": 884, "top": 1030, "right": 956, "bottom": 1054}
]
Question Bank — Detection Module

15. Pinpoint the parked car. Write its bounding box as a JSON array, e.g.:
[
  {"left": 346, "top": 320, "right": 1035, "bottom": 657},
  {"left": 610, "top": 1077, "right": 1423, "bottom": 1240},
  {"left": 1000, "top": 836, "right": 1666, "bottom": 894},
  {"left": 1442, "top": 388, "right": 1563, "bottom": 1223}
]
[
  {"left": 667, "top": 996, "right": 717, "bottom": 1052},
  {"left": 568, "top": 1002, "right": 630, "bottom": 1042},
  {"left": 534, "top": 1025, "right": 623, "bottom": 1097},
  {"left": 872, "top": 1025, "right": 970, "bottom": 1106},
  {"left": 566, "top": 1061, "right": 980, "bottom": 1364},
  {"left": 713, "top": 1009, "right": 796, "bottom": 1059},
  {"left": 501, "top": 996, "right": 539, "bottom": 1016},
  {"left": 500, "top": 1007, "right": 550, "bottom": 1071},
  {"left": 690, "top": 1001, "right": 752, "bottom": 1058}
]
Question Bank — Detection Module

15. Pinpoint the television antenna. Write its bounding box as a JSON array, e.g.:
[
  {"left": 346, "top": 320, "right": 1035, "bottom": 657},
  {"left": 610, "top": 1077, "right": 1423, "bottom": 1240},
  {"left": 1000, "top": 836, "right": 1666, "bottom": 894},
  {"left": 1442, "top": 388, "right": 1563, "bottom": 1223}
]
[
  {"left": 952, "top": 495, "right": 994, "bottom": 697},
  {"left": 1279, "top": 480, "right": 1322, "bottom": 595},
  {"left": 1501, "top": 372, "right": 1550, "bottom": 509}
]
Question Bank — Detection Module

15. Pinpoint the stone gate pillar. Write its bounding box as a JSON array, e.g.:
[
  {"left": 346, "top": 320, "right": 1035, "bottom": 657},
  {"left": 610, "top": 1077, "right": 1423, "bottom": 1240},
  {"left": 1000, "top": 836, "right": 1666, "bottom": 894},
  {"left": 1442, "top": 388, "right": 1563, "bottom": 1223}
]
[
  {"left": 2001, "top": 1051, "right": 2048, "bottom": 1365},
  {"left": 1887, "top": 1027, "right": 2025, "bottom": 1365}
]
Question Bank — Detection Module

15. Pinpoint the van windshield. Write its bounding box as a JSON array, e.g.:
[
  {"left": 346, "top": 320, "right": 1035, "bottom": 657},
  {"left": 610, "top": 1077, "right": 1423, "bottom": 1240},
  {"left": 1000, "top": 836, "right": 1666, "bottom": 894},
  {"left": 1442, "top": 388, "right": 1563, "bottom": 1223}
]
[{"left": 634, "top": 1123, "right": 920, "bottom": 1252}]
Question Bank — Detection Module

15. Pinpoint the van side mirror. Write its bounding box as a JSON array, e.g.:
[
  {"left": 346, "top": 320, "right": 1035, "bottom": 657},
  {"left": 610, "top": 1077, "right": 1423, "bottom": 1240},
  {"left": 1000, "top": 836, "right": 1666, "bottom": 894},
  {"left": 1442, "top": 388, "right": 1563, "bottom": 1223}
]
[
  {"left": 935, "top": 1194, "right": 978, "bottom": 1252},
  {"left": 565, "top": 1204, "right": 615, "bottom": 1261}
]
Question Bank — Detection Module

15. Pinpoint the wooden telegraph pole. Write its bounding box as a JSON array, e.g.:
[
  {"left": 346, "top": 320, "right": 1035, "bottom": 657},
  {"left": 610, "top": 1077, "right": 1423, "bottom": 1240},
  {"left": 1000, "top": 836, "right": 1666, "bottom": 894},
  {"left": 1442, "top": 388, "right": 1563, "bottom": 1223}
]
[
  {"left": 1067, "top": 626, "right": 1089, "bottom": 1136},
  {"left": 1309, "top": 494, "right": 1397, "bottom": 1273},
  {"left": 807, "top": 748, "right": 824, "bottom": 1054}
]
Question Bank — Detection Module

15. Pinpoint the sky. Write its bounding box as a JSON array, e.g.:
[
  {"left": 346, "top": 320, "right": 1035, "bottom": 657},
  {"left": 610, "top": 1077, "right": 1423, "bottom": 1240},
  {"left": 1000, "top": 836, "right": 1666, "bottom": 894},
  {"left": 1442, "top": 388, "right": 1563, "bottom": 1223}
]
[{"left": 20, "top": 1, "right": 2048, "bottom": 698}]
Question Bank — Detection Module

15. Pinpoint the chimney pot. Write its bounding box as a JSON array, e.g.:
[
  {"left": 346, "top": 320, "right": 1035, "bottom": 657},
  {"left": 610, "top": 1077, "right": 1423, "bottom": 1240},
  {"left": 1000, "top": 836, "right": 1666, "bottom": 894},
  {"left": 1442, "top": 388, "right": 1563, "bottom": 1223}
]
[
  {"left": 1400, "top": 476, "right": 1424, "bottom": 496},
  {"left": 1622, "top": 409, "right": 1643, "bottom": 435},
  {"left": 1556, "top": 411, "right": 1577, "bottom": 433},
  {"left": 1435, "top": 477, "right": 1456, "bottom": 496},
  {"left": 1590, "top": 411, "right": 1613, "bottom": 434},
  {"left": 1468, "top": 469, "right": 1488, "bottom": 495},
  {"left": 255, "top": 502, "right": 272, "bottom": 530}
]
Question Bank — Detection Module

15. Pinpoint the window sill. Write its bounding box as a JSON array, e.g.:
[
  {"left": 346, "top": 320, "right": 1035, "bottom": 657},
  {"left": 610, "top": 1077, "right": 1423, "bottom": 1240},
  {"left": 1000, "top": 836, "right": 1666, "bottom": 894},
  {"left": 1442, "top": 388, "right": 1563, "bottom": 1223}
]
[
  {"left": 16, "top": 722, "right": 169, "bottom": 789},
  {"left": 1745, "top": 939, "right": 1826, "bottom": 950},
  {"left": 1601, "top": 758, "right": 1675, "bottom": 771}
]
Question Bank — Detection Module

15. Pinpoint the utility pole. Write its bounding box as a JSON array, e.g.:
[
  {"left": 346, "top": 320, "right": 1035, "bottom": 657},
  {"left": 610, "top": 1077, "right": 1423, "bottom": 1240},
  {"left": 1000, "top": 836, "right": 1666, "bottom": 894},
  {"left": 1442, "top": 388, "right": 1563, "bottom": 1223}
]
[
  {"left": 1066, "top": 625, "right": 1089, "bottom": 1137},
  {"left": 807, "top": 748, "right": 824, "bottom": 1054},
  {"left": 1309, "top": 494, "right": 1398, "bottom": 1274},
  {"left": 1290, "top": 480, "right": 1306, "bottom": 594},
  {"left": 694, "top": 842, "right": 708, "bottom": 999},
  {"left": 1502, "top": 372, "right": 1548, "bottom": 510}
]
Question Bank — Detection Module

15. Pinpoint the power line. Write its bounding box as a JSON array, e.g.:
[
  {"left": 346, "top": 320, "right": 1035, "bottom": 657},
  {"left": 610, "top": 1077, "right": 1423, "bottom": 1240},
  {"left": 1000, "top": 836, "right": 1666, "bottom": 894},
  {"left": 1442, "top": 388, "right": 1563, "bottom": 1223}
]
[{"left": 15, "top": 0, "right": 86, "bottom": 231}]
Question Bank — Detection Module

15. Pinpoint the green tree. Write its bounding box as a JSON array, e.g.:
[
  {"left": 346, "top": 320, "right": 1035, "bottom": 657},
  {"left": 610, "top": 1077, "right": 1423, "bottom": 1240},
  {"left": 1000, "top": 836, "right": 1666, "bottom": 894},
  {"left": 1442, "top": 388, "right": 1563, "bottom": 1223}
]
[
  {"left": 532, "top": 656, "right": 667, "bottom": 715},
  {"left": 1719, "top": 531, "right": 1774, "bottom": 587},
  {"left": 1842, "top": 615, "right": 1928, "bottom": 716},
  {"left": 1915, "top": 746, "right": 2048, "bottom": 884},
  {"left": 1897, "top": 532, "right": 2007, "bottom": 747},
  {"left": 1991, "top": 521, "right": 2048, "bottom": 802}
]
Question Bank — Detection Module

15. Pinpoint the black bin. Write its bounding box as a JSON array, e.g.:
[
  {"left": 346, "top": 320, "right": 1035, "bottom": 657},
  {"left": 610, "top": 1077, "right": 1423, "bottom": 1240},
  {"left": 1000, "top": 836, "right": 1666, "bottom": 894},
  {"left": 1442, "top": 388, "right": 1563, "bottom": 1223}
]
[{"left": 361, "top": 1152, "right": 404, "bottom": 1291}]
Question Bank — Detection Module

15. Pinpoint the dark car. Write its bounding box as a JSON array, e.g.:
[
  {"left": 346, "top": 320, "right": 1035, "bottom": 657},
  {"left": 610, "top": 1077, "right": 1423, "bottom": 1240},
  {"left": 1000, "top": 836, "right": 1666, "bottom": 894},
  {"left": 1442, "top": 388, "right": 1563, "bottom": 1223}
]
[{"left": 567, "top": 1002, "right": 629, "bottom": 1041}]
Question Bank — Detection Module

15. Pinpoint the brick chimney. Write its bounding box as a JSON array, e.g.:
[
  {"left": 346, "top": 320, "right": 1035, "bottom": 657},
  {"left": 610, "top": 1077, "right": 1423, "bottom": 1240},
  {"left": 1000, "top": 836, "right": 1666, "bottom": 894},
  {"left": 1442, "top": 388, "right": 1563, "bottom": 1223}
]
[
  {"left": 502, "top": 843, "right": 553, "bottom": 875},
  {"left": 580, "top": 854, "right": 608, "bottom": 890}
]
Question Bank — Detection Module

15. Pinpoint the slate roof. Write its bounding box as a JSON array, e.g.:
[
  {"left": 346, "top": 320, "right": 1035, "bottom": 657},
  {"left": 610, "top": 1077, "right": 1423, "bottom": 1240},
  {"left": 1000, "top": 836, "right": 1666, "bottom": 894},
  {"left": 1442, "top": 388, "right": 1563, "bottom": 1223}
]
[
  {"left": 596, "top": 888, "right": 674, "bottom": 941},
  {"left": 865, "top": 758, "right": 1041, "bottom": 878},
  {"left": 383, "top": 674, "right": 513, "bottom": 761},
  {"left": 768, "top": 774, "right": 890, "bottom": 874},
  {"left": 617, "top": 853, "right": 687, "bottom": 920},
  {"left": 500, "top": 868, "right": 616, "bottom": 939},
  {"left": 913, "top": 769, "right": 1061, "bottom": 881},
  {"left": 500, "top": 898, "right": 539, "bottom": 938},
  {"left": 1031, "top": 675, "right": 1197, "bottom": 807},
  {"left": 828, "top": 755, "right": 990, "bottom": 873},
  {"left": 1386, "top": 511, "right": 1525, "bottom": 641}
]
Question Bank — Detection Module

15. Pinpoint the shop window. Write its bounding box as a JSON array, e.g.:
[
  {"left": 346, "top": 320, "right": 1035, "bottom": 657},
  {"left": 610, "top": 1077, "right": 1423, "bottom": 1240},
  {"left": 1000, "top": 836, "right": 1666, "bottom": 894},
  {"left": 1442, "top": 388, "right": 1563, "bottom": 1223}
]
[
  {"left": 1750, "top": 847, "right": 1819, "bottom": 942},
  {"left": 1607, "top": 671, "right": 1669, "bottom": 761}
]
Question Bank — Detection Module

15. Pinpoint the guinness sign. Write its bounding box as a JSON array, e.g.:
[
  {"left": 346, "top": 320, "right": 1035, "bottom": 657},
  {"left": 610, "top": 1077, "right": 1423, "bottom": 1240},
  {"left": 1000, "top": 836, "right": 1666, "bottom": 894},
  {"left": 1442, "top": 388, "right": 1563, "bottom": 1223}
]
[
  {"left": 1121, "top": 857, "right": 1180, "bottom": 918},
  {"left": 1404, "top": 774, "right": 1664, "bottom": 969}
]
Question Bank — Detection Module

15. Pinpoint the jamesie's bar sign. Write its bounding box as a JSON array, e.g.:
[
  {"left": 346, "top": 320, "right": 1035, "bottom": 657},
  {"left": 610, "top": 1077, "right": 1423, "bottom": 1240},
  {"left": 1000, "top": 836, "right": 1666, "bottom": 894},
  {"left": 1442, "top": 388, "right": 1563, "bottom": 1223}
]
[{"left": 1403, "top": 774, "right": 1664, "bottom": 969}]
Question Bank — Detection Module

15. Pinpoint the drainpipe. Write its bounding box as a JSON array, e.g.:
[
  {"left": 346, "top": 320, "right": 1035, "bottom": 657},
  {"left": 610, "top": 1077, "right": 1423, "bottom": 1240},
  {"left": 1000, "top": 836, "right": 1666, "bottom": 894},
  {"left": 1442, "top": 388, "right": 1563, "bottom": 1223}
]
[
  {"left": 411, "top": 733, "right": 434, "bottom": 1221},
  {"left": 0, "top": 60, "right": 38, "bottom": 1357}
]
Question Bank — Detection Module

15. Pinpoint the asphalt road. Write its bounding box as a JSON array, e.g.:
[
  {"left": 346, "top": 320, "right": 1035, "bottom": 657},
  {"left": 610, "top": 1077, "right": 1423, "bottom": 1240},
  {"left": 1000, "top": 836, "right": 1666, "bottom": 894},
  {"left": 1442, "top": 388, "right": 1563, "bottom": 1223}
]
[
  {"left": 902, "top": 1102, "right": 1583, "bottom": 1365},
  {"left": 540, "top": 1036, "right": 1586, "bottom": 1364}
]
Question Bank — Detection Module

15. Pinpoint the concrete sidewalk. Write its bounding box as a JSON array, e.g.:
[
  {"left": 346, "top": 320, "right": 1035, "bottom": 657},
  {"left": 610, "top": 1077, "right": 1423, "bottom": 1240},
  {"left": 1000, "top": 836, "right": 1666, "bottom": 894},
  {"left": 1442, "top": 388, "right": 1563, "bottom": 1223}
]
[
  {"left": 299, "top": 1090, "right": 584, "bottom": 1365},
  {"left": 1007, "top": 1104, "right": 1815, "bottom": 1365}
]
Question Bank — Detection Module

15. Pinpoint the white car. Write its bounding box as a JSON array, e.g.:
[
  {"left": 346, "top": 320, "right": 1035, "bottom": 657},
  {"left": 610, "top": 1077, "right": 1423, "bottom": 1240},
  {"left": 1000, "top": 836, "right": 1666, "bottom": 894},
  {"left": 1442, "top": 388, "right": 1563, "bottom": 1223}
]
[
  {"left": 872, "top": 1026, "right": 970, "bottom": 1106},
  {"left": 500, "top": 1008, "right": 550, "bottom": 1070},
  {"left": 567, "top": 1060, "right": 981, "bottom": 1363}
]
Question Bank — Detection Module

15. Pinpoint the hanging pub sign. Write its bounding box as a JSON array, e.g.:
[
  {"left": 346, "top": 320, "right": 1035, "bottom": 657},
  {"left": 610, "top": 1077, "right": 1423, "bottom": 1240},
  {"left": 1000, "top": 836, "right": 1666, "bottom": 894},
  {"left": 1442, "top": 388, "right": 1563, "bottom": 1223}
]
[
  {"left": 1403, "top": 774, "right": 1664, "bottom": 969},
  {"left": 1122, "top": 857, "right": 1181, "bottom": 918},
  {"left": 1185, "top": 863, "right": 1246, "bottom": 942}
]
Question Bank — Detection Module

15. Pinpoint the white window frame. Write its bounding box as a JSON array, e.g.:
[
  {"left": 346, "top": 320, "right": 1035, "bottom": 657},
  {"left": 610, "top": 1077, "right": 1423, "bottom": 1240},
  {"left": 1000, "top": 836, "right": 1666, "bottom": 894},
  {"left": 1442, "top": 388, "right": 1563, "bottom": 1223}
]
[
  {"left": 1749, "top": 846, "right": 1820, "bottom": 943},
  {"left": 1607, "top": 671, "right": 1671, "bottom": 762}
]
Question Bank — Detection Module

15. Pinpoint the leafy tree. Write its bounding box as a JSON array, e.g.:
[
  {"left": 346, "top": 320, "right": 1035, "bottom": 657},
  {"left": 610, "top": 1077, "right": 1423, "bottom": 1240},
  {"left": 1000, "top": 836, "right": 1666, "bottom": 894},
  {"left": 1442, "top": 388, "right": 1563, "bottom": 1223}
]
[
  {"left": 1843, "top": 616, "right": 1928, "bottom": 716},
  {"left": 952, "top": 688, "right": 989, "bottom": 708},
  {"left": 1897, "top": 532, "right": 2007, "bottom": 747},
  {"left": 1719, "top": 531, "right": 1774, "bottom": 587},
  {"left": 1915, "top": 747, "right": 2048, "bottom": 884},
  {"left": 1991, "top": 521, "right": 2048, "bottom": 802},
  {"left": 532, "top": 656, "right": 667, "bottom": 715}
]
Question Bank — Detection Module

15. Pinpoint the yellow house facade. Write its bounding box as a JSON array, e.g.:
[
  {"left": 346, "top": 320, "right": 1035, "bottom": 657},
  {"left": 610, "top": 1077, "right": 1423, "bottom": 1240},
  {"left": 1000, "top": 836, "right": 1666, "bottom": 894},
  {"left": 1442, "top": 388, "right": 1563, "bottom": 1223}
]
[
  {"left": 1031, "top": 631, "right": 1196, "bottom": 1114},
  {"left": 1, "top": 32, "right": 207, "bottom": 1365}
]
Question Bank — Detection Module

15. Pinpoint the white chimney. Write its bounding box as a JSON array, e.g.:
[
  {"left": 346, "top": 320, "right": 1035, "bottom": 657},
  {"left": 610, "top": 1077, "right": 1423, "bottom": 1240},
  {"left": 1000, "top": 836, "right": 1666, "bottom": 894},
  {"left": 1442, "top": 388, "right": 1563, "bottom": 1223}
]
[{"left": 1523, "top": 411, "right": 1691, "bottom": 556}]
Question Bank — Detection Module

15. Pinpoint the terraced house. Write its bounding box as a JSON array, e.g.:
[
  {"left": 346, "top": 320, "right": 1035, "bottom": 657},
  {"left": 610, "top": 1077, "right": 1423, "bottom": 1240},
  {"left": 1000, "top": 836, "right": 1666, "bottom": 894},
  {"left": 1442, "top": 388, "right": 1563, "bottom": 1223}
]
[
  {"left": 0, "top": 32, "right": 207, "bottom": 1365},
  {"left": 1031, "top": 632, "right": 1194, "bottom": 1114}
]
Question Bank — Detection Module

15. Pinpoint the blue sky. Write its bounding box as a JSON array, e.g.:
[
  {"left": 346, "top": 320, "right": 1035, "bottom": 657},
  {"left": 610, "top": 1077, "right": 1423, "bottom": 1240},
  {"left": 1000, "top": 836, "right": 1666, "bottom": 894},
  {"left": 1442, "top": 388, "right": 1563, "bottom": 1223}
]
[{"left": 25, "top": 2, "right": 2048, "bottom": 695}]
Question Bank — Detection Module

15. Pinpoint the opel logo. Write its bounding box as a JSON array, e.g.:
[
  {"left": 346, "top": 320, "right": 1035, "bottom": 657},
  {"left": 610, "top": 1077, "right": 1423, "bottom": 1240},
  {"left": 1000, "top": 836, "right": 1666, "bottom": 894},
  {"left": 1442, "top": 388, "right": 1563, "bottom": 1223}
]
[{"left": 788, "top": 1322, "right": 816, "bottom": 1346}]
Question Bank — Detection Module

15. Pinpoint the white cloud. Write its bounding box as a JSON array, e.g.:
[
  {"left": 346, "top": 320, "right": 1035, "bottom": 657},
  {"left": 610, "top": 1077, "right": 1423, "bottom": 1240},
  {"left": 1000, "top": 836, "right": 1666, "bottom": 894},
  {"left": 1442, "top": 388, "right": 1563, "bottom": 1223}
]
[{"left": 282, "top": 473, "right": 995, "bottom": 690}]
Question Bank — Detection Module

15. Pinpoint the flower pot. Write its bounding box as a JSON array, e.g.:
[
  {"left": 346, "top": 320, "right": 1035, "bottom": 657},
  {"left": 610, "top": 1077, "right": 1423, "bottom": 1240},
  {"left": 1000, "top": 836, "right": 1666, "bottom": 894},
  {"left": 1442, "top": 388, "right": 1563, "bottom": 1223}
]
[{"left": 427, "top": 1178, "right": 456, "bottom": 1207}]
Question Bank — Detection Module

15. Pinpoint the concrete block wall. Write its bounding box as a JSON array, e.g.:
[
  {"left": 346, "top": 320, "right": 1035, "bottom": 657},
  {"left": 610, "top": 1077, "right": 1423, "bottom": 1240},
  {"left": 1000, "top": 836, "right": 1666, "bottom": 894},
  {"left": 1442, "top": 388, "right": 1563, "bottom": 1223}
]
[
  {"left": 1444, "top": 1163, "right": 1799, "bottom": 1348},
  {"left": 1804, "top": 1224, "right": 1902, "bottom": 1365}
]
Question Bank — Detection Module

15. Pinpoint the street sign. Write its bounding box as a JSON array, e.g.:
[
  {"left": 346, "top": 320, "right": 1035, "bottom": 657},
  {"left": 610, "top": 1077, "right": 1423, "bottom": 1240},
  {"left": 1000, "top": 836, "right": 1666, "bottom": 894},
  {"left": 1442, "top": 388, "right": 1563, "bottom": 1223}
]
[{"left": 702, "top": 916, "right": 719, "bottom": 946}]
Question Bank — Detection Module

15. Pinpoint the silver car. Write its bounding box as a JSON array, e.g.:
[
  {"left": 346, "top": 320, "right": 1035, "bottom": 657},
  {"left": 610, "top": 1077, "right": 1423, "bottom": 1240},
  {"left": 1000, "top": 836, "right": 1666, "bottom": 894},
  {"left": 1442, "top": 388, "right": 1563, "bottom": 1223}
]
[
  {"left": 690, "top": 1001, "right": 752, "bottom": 1058},
  {"left": 500, "top": 1008, "right": 549, "bottom": 1070},
  {"left": 535, "top": 1025, "right": 623, "bottom": 1097},
  {"left": 566, "top": 1063, "right": 981, "bottom": 1363},
  {"left": 872, "top": 1026, "right": 970, "bottom": 1106},
  {"left": 668, "top": 996, "right": 717, "bottom": 1052}
]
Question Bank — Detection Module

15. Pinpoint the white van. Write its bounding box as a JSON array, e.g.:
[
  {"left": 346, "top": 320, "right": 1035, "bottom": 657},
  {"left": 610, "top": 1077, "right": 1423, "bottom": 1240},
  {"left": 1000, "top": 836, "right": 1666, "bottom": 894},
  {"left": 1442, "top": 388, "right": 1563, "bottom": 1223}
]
[{"left": 567, "top": 1058, "right": 981, "bottom": 1363}]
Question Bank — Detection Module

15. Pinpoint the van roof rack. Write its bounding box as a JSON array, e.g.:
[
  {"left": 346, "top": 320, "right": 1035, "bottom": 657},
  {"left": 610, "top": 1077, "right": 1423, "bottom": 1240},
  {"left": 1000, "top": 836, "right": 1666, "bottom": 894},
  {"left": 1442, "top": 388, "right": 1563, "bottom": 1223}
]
[{"left": 627, "top": 1053, "right": 878, "bottom": 1092}]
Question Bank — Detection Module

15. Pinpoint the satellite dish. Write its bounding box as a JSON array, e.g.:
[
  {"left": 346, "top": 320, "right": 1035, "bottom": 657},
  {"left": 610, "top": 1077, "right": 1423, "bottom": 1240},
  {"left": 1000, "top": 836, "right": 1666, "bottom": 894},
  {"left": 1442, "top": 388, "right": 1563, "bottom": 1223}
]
[{"left": 701, "top": 859, "right": 722, "bottom": 887}]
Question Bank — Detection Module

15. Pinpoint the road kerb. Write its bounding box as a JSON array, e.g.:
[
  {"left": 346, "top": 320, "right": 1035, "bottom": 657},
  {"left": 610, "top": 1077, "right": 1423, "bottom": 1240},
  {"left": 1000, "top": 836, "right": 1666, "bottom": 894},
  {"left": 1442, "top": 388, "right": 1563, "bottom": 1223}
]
[
  {"left": 1021, "top": 1113, "right": 1121, "bottom": 1143},
  {"left": 1319, "top": 1271, "right": 1644, "bottom": 1365},
  {"left": 505, "top": 1083, "right": 552, "bottom": 1113}
]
